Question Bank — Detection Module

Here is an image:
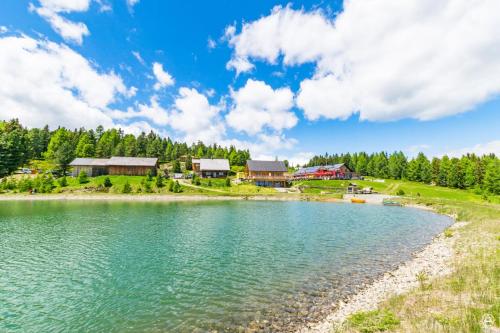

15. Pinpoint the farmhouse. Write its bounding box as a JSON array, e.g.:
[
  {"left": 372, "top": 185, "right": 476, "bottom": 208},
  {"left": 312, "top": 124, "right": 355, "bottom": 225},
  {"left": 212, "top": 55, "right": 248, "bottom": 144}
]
[
  {"left": 293, "top": 163, "right": 356, "bottom": 180},
  {"left": 69, "top": 158, "right": 109, "bottom": 177},
  {"left": 70, "top": 157, "right": 158, "bottom": 177},
  {"left": 245, "top": 160, "right": 289, "bottom": 187},
  {"left": 192, "top": 158, "right": 230, "bottom": 178}
]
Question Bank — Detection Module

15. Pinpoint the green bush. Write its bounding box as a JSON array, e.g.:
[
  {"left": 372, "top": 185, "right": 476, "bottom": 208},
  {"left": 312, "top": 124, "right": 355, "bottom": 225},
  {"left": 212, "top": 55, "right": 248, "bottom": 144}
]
[
  {"left": 0, "top": 178, "right": 17, "bottom": 191},
  {"left": 57, "top": 176, "right": 68, "bottom": 187},
  {"left": 103, "top": 177, "right": 112, "bottom": 188},
  {"left": 77, "top": 171, "right": 89, "bottom": 184},
  {"left": 225, "top": 177, "right": 231, "bottom": 187},
  {"left": 144, "top": 181, "right": 152, "bottom": 193},
  {"left": 347, "top": 310, "right": 400, "bottom": 333},
  {"left": 207, "top": 180, "right": 212, "bottom": 187},
  {"left": 173, "top": 180, "right": 182, "bottom": 193},
  {"left": 168, "top": 180, "right": 174, "bottom": 192},
  {"left": 146, "top": 169, "right": 153, "bottom": 181},
  {"left": 33, "top": 174, "right": 54, "bottom": 193},
  {"left": 155, "top": 175, "right": 164, "bottom": 188},
  {"left": 396, "top": 189, "right": 405, "bottom": 196},
  {"left": 122, "top": 181, "right": 132, "bottom": 194},
  {"left": 18, "top": 177, "right": 34, "bottom": 192}
]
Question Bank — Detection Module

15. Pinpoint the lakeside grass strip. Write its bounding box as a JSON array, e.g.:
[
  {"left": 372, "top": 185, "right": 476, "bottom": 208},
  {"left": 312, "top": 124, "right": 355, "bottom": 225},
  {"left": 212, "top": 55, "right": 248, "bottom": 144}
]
[{"left": 332, "top": 199, "right": 500, "bottom": 333}]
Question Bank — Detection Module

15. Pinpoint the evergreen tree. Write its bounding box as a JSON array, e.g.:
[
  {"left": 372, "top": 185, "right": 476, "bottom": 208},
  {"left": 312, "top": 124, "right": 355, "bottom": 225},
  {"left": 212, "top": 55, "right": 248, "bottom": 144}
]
[
  {"left": 75, "top": 133, "right": 95, "bottom": 157},
  {"left": 186, "top": 155, "right": 193, "bottom": 171},
  {"left": 438, "top": 155, "right": 450, "bottom": 186},
  {"left": 483, "top": 159, "right": 499, "bottom": 194},
  {"left": 54, "top": 141, "right": 75, "bottom": 174},
  {"left": 172, "top": 160, "right": 181, "bottom": 173},
  {"left": 0, "top": 119, "right": 29, "bottom": 177},
  {"left": 447, "top": 157, "right": 465, "bottom": 188}
]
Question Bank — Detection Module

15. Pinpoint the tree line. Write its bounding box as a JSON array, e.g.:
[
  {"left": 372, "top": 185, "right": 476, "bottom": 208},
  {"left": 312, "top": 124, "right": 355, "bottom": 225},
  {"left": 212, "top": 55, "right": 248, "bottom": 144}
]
[
  {"left": 0, "top": 119, "right": 250, "bottom": 177},
  {"left": 306, "top": 151, "right": 499, "bottom": 194}
]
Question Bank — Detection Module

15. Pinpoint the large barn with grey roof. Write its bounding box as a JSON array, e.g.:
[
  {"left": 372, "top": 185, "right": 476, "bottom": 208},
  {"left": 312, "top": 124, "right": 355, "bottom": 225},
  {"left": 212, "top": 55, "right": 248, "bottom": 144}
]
[{"left": 70, "top": 157, "right": 158, "bottom": 177}]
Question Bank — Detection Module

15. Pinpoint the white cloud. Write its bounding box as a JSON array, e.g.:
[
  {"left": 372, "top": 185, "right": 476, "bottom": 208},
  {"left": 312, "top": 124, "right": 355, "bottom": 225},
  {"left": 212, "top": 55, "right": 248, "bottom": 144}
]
[
  {"left": 152, "top": 62, "right": 174, "bottom": 90},
  {"left": 170, "top": 87, "right": 225, "bottom": 144},
  {"left": 30, "top": 0, "right": 92, "bottom": 44},
  {"left": 227, "top": 2, "right": 500, "bottom": 122},
  {"left": 445, "top": 140, "right": 500, "bottom": 158},
  {"left": 132, "top": 51, "right": 145, "bottom": 65},
  {"left": 0, "top": 35, "right": 130, "bottom": 129},
  {"left": 118, "top": 121, "right": 168, "bottom": 137},
  {"left": 110, "top": 95, "right": 169, "bottom": 126},
  {"left": 207, "top": 37, "right": 216, "bottom": 50},
  {"left": 0, "top": 26, "right": 8, "bottom": 34},
  {"left": 226, "top": 79, "right": 297, "bottom": 135},
  {"left": 126, "top": 0, "right": 140, "bottom": 10}
]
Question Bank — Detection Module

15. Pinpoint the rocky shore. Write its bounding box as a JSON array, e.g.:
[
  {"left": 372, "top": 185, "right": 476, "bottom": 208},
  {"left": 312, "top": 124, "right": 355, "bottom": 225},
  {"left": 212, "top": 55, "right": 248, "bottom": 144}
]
[{"left": 299, "top": 218, "right": 466, "bottom": 333}]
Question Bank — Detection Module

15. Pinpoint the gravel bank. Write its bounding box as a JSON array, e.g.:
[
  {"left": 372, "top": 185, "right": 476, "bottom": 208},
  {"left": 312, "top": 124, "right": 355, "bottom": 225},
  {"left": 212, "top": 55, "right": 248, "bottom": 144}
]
[{"left": 299, "top": 215, "right": 465, "bottom": 333}]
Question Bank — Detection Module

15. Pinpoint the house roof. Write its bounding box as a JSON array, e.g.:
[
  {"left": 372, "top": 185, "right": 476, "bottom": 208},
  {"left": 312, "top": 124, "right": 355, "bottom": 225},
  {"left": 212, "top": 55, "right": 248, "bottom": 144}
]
[
  {"left": 192, "top": 159, "right": 201, "bottom": 164},
  {"left": 199, "top": 159, "right": 230, "bottom": 171},
  {"left": 69, "top": 158, "right": 109, "bottom": 166},
  {"left": 246, "top": 160, "right": 287, "bottom": 172},
  {"left": 107, "top": 157, "right": 158, "bottom": 167}
]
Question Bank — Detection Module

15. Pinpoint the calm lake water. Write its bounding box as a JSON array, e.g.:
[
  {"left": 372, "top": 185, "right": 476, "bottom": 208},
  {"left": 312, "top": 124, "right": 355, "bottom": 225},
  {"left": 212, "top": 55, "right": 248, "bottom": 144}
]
[{"left": 0, "top": 200, "right": 451, "bottom": 332}]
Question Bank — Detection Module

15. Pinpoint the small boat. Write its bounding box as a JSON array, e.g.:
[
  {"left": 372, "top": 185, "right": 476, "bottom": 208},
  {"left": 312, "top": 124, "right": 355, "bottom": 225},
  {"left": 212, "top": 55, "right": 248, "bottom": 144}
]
[
  {"left": 383, "top": 200, "right": 402, "bottom": 206},
  {"left": 351, "top": 197, "right": 366, "bottom": 204}
]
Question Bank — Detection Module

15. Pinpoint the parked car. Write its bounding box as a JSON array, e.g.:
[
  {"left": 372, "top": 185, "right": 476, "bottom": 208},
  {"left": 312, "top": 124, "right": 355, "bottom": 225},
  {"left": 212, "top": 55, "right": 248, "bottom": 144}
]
[{"left": 21, "top": 168, "right": 31, "bottom": 174}]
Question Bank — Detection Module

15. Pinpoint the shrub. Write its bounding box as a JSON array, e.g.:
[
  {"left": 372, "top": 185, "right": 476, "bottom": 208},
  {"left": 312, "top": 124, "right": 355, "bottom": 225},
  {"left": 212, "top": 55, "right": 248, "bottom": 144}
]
[
  {"left": 18, "top": 177, "right": 34, "bottom": 192},
  {"left": 396, "top": 189, "right": 405, "bottom": 196},
  {"left": 444, "top": 228, "right": 453, "bottom": 238},
  {"left": 173, "top": 181, "right": 182, "bottom": 193},
  {"left": 33, "top": 174, "right": 54, "bottom": 193},
  {"left": 122, "top": 181, "right": 132, "bottom": 194},
  {"left": 168, "top": 180, "right": 174, "bottom": 192},
  {"left": 58, "top": 176, "right": 68, "bottom": 187},
  {"left": 155, "top": 175, "right": 164, "bottom": 188},
  {"left": 225, "top": 177, "right": 231, "bottom": 187},
  {"left": 207, "top": 180, "right": 212, "bottom": 187},
  {"left": 144, "top": 181, "right": 152, "bottom": 193},
  {"left": 146, "top": 169, "right": 153, "bottom": 181},
  {"left": 103, "top": 177, "right": 112, "bottom": 188},
  {"left": 77, "top": 171, "right": 89, "bottom": 184},
  {"left": 347, "top": 310, "right": 400, "bottom": 333}
]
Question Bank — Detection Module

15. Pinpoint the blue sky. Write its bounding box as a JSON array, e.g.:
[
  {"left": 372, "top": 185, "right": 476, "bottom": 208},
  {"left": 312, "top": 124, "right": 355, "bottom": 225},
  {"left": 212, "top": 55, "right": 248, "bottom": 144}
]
[{"left": 0, "top": 0, "right": 499, "bottom": 164}]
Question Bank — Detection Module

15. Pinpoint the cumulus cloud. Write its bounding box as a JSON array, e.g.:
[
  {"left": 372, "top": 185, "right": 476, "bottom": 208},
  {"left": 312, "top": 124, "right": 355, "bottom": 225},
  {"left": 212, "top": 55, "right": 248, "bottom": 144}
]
[
  {"left": 0, "top": 26, "right": 8, "bottom": 34},
  {"left": 445, "top": 140, "right": 500, "bottom": 158},
  {"left": 30, "top": 0, "right": 92, "bottom": 44},
  {"left": 152, "top": 62, "right": 174, "bottom": 90},
  {"left": 226, "top": 79, "right": 297, "bottom": 135},
  {"left": 226, "top": 1, "right": 500, "bottom": 122},
  {"left": 169, "top": 87, "right": 225, "bottom": 144},
  {"left": 0, "top": 35, "right": 131, "bottom": 129},
  {"left": 110, "top": 95, "right": 169, "bottom": 126}
]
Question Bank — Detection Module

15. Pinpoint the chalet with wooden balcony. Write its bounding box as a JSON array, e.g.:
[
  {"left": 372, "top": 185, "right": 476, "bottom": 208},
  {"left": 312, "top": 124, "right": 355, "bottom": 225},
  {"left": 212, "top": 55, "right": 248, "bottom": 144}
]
[
  {"left": 192, "top": 158, "right": 230, "bottom": 178},
  {"left": 245, "top": 160, "right": 290, "bottom": 187}
]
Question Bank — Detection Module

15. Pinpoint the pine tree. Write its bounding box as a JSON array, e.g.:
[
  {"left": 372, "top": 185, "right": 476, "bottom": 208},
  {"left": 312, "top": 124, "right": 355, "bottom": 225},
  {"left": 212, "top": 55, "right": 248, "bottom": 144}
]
[{"left": 483, "top": 159, "right": 499, "bottom": 194}]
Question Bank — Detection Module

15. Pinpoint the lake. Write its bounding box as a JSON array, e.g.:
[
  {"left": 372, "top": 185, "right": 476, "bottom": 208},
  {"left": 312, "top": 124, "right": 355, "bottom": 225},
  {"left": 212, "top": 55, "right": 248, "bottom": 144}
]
[{"left": 0, "top": 200, "right": 452, "bottom": 332}]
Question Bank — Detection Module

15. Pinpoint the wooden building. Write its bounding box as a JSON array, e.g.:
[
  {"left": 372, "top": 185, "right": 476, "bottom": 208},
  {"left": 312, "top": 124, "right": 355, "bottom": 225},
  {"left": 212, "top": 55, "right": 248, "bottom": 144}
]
[
  {"left": 192, "top": 158, "right": 230, "bottom": 178},
  {"left": 107, "top": 157, "right": 158, "bottom": 176},
  {"left": 69, "top": 157, "right": 158, "bottom": 177},
  {"left": 69, "top": 158, "right": 109, "bottom": 177},
  {"left": 245, "top": 160, "right": 289, "bottom": 187},
  {"left": 293, "top": 163, "right": 357, "bottom": 180}
]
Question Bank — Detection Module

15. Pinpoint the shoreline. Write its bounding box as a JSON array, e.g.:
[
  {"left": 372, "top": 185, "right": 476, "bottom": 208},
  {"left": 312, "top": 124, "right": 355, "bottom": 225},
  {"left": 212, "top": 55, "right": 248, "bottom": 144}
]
[{"left": 299, "top": 206, "right": 462, "bottom": 333}]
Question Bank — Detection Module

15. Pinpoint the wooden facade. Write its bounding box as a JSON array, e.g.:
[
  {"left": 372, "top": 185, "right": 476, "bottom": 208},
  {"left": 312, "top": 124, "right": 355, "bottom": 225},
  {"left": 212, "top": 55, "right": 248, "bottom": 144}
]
[
  {"left": 70, "top": 157, "right": 158, "bottom": 177},
  {"left": 192, "top": 159, "right": 230, "bottom": 178},
  {"left": 245, "top": 160, "right": 290, "bottom": 187},
  {"left": 108, "top": 165, "right": 156, "bottom": 176}
]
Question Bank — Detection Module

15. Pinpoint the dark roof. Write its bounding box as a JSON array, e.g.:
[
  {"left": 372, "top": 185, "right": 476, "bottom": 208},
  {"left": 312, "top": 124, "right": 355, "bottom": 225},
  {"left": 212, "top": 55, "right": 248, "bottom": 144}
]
[
  {"left": 246, "top": 160, "right": 287, "bottom": 172},
  {"left": 107, "top": 157, "right": 158, "bottom": 167},
  {"left": 69, "top": 158, "right": 109, "bottom": 166}
]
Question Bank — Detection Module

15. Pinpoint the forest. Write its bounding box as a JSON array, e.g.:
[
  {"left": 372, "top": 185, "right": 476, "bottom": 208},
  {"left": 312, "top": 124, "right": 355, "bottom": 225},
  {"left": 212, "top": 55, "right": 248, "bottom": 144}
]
[
  {"left": 1, "top": 119, "right": 499, "bottom": 195},
  {"left": 306, "top": 151, "right": 499, "bottom": 194},
  {"left": 0, "top": 119, "right": 250, "bottom": 177}
]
